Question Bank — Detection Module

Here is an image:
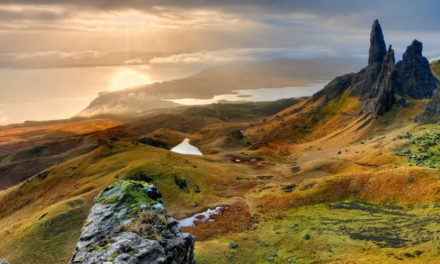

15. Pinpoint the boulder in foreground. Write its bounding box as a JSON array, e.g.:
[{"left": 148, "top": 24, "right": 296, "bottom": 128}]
[{"left": 70, "top": 180, "right": 195, "bottom": 264}]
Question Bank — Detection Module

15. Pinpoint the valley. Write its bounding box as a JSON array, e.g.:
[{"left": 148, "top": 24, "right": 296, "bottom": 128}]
[{"left": 1, "top": 89, "right": 440, "bottom": 263}]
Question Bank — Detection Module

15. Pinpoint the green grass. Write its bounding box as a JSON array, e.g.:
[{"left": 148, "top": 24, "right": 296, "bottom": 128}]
[
  {"left": 0, "top": 198, "right": 90, "bottom": 264},
  {"left": 196, "top": 200, "right": 440, "bottom": 264},
  {"left": 397, "top": 125, "right": 440, "bottom": 168},
  {"left": 0, "top": 141, "right": 253, "bottom": 263}
]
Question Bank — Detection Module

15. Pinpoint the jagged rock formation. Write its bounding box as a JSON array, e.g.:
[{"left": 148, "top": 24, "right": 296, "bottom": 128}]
[
  {"left": 70, "top": 181, "right": 195, "bottom": 264},
  {"left": 395, "top": 40, "right": 437, "bottom": 99},
  {"left": 313, "top": 19, "right": 437, "bottom": 116},
  {"left": 362, "top": 45, "right": 396, "bottom": 115}
]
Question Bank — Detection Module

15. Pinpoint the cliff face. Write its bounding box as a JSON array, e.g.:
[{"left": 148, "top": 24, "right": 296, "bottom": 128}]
[
  {"left": 362, "top": 45, "right": 396, "bottom": 115},
  {"left": 313, "top": 19, "right": 437, "bottom": 116},
  {"left": 70, "top": 181, "right": 195, "bottom": 264},
  {"left": 394, "top": 40, "right": 437, "bottom": 99}
]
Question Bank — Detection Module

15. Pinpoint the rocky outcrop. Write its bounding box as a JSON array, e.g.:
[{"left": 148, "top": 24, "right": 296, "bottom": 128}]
[
  {"left": 394, "top": 40, "right": 437, "bottom": 99},
  {"left": 368, "top": 19, "right": 387, "bottom": 65},
  {"left": 362, "top": 45, "right": 396, "bottom": 115},
  {"left": 313, "top": 19, "right": 437, "bottom": 116},
  {"left": 70, "top": 180, "right": 195, "bottom": 264},
  {"left": 415, "top": 89, "right": 440, "bottom": 122},
  {"left": 0, "top": 259, "right": 8, "bottom": 264}
]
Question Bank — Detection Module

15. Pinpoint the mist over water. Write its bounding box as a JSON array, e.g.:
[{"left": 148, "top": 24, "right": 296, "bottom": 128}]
[
  {"left": 164, "top": 82, "right": 327, "bottom": 105},
  {"left": 0, "top": 65, "right": 178, "bottom": 125}
]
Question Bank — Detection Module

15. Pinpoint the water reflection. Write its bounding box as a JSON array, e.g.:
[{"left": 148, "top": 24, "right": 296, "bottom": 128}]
[{"left": 163, "top": 81, "right": 327, "bottom": 105}]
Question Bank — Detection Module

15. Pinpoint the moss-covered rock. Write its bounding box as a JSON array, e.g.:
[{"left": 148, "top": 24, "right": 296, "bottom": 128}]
[{"left": 70, "top": 180, "right": 195, "bottom": 264}]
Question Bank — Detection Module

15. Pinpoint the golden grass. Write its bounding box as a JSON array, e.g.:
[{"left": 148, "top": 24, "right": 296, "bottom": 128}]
[
  {"left": 116, "top": 211, "right": 167, "bottom": 242},
  {"left": 1, "top": 92, "right": 440, "bottom": 263},
  {"left": 0, "top": 119, "right": 120, "bottom": 145}
]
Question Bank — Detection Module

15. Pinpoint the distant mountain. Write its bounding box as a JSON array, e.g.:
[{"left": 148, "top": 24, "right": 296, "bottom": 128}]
[{"left": 77, "top": 58, "right": 363, "bottom": 117}]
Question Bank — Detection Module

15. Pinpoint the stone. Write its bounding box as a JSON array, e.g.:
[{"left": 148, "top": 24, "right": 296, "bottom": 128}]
[
  {"left": 415, "top": 88, "right": 440, "bottom": 123},
  {"left": 394, "top": 40, "right": 437, "bottom": 99},
  {"left": 256, "top": 175, "right": 274, "bottom": 180},
  {"left": 225, "top": 254, "right": 234, "bottom": 261},
  {"left": 142, "top": 185, "right": 162, "bottom": 203},
  {"left": 229, "top": 242, "right": 238, "bottom": 249},
  {"left": 369, "top": 19, "right": 387, "bottom": 65},
  {"left": 0, "top": 260, "right": 8, "bottom": 264},
  {"left": 291, "top": 166, "right": 301, "bottom": 173},
  {"left": 362, "top": 45, "right": 396, "bottom": 115},
  {"left": 70, "top": 180, "right": 195, "bottom": 264},
  {"left": 282, "top": 184, "right": 296, "bottom": 193}
]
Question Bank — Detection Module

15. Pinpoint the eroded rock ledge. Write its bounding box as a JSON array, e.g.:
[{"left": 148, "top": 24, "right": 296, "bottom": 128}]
[{"left": 70, "top": 180, "right": 195, "bottom": 264}]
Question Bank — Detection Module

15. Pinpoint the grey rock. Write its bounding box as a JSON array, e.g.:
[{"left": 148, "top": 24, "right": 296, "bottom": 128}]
[
  {"left": 143, "top": 185, "right": 163, "bottom": 203},
  {"left": 70, "top": 181, "right": 195, "bottom": 264},
  {"left": 0, "top": 260, "right": 8, "bottom": 264},
  {"left": 362, "top": 45, "right": 396, "bottom": 115},
  {"left": 368, "top": 19, "right": 387, "bottom": 65},
  {"left": 415, "top": 86, "right": 440, "bottom": 123},
  {"left": 394, "top": 40, "right": 437, "bottom": 99}
]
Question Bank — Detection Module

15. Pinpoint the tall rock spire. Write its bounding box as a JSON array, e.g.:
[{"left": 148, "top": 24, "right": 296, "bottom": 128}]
[{"left": 368, "top": 19, "right": 387, "bottom": 65}]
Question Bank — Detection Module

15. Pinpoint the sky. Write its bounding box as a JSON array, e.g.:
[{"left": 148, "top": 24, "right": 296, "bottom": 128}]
[
  {"left": 1, "top": 0, "right": 440, "bottom": 67},
  {"left": 1, "top": 0, "right": 440, "bottom": 125}
]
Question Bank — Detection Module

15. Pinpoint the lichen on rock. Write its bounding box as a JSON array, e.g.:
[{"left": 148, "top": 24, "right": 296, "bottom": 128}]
[{"left": 70, "top": 180, "right": 195, "bottom": 264}]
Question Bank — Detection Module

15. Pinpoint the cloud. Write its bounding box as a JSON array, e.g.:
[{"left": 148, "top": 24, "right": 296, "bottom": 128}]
[
  {"left": 0, "top": 4, "right": 68, "bottom": 21},
  {"left": 149, "top": 47, "right": 338, "bottom": 66},
  {"left": 14, "top": 50, "right": 104, "bottom": 61},
  {"left": 124, "top": 58, "right": 147, "bottom": 65},
  {"left": 0, "top": 1, "right": 438, "bottom": 69}
]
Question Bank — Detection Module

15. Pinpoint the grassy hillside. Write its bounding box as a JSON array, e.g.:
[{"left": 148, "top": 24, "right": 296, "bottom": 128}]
[
  {"left": 183, "top": 98, "right": 306, "bottom": 121},
  {"left": 3, "top": 89, "right": 440, "bottom": 263}
]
